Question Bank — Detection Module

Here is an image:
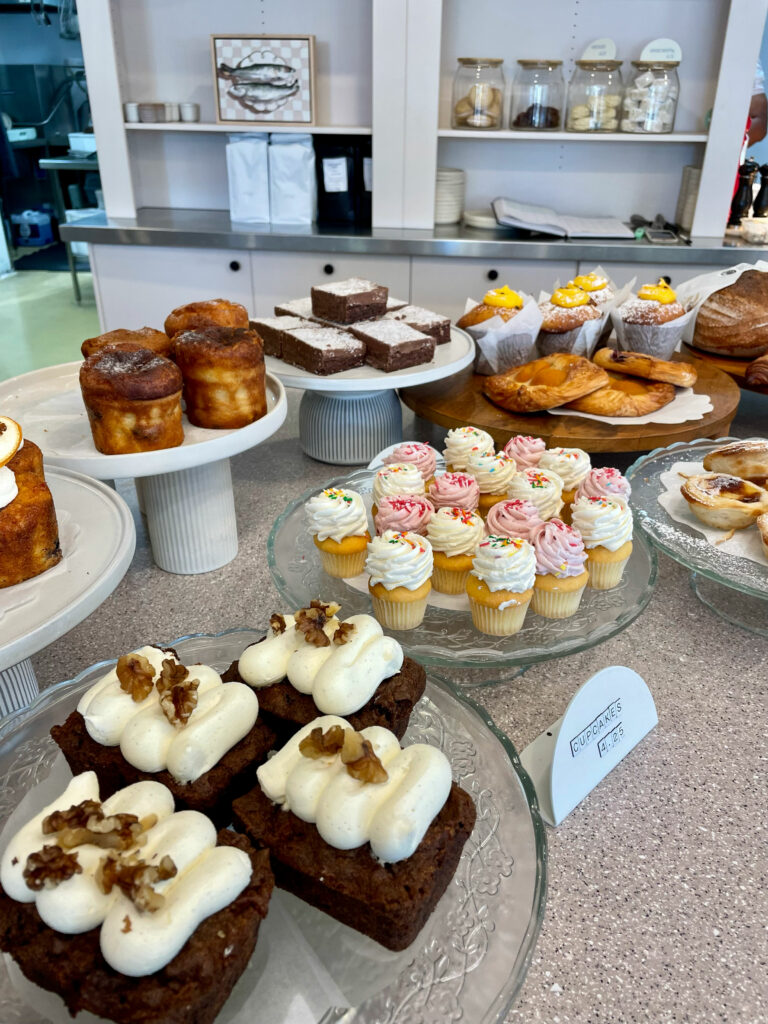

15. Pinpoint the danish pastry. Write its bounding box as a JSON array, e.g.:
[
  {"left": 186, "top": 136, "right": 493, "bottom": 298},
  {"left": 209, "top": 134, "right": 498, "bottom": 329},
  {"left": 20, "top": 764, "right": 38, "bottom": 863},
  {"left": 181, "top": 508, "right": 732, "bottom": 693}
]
[
  {"left": 173, "top": 325, "right": 266, "bottom": 429},
  {"left": 702, "top": 439, "right": 768, "bottom": 485},
  {"left": 79, "top": 348, "right": 184, "bottom": 454},
  {"left": 563, "top": 372, "right": 675, "bottom": 417},
  {"left": 680, "top": 473, "right": 768, "bottom": 530},
  {"left": 164, "top": 298, "right": 249, "bottom": 339},
  {"left": 81, "top": 327, "right": 173, "bottom": 360},
  {"left": 592, "top": 347, "right": 697, "bottom": 388},
  {"left": 483, "top": 353, "right": 609, "bottom": 413}
]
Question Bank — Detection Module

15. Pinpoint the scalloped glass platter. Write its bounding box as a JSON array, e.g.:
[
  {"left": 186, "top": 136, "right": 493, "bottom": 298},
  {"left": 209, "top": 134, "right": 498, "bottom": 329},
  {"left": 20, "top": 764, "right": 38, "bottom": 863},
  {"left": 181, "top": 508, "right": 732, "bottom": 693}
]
[
  {"left": 626, "top": 436, "right": 768, "bottom": 601},
  {"left": 268, "top": 469, "right": 657, "bottom": 668},
  {"left": 0, "top": 630, "right": 546, "bottom": 1024}
]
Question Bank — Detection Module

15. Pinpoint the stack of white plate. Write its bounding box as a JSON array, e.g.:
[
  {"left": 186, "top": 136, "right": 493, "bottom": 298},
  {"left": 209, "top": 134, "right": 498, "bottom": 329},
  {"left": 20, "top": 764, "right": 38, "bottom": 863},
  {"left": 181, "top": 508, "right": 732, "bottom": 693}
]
[{"left": 435, "top": 167, "right": 466, "bottom": 224}]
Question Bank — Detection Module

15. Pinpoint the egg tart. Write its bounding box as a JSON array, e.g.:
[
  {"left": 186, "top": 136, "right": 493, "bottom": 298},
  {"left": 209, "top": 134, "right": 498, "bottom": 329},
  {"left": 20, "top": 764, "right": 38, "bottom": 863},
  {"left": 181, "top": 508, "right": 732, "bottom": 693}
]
[
  {"left": 757, "top": 513, "right": 768, "bottom": 560},
  {"left": 680, "top": 473, "right": 768, "bottom": 530},
  {"left": 563, "top": 372, "right": 675, "bottom": 417},
  {"left": 483, "top": 353, "right": 609, "bottom": 413},
  {"left": 702, "top": 440, "right": 768, "bottom": 486}
]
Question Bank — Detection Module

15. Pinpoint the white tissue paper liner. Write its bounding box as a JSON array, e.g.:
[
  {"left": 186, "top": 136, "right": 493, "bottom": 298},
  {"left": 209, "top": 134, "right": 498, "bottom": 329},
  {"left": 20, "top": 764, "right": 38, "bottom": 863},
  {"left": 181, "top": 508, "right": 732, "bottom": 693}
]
[
  {"left": 610, "top": 304, "right": 697, "bottom": 359},
  {"left": 675, "top": 261, "right": 768, "bottom": 343},
  {"left": 463, "top": 293, "right": 543, "bottom": 374},
  {"left": 536, "top": 289, "right": 608, "bottom": 358},
  {"left": 0, "top": 756, "right": 361, "bottom": 1024},
  {"left": 548, "top": 386, "right": 713, "bottom": 425},
  {"left": 657, "top": 460, "right": 767, "bottom": 566}
]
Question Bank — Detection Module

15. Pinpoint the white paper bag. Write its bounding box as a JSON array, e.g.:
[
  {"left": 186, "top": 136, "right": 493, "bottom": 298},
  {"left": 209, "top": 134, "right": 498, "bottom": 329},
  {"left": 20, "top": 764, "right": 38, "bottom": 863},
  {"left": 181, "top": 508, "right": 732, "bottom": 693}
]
[
  {"left": 675, "top": 260, "right": 768, "bottom": 342},
  {"left": 269, "top": 134, "right": 317, "bottom": 225},
  {"left": 226, "top": 134, "right": 270, "bottom": 223}
]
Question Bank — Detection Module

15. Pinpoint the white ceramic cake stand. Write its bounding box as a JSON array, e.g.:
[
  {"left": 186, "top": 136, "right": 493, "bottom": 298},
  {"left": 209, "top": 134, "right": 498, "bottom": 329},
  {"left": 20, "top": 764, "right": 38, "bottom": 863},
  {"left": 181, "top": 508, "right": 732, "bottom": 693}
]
[
  {"left": 0, "top": 363, "right": 287, "bottom": 575},
  {"left": 265, "top": 326, "right": 475, "bottom": 464},
  {"left": 0, "top": 466, "right": 135, "bottom": 714}
]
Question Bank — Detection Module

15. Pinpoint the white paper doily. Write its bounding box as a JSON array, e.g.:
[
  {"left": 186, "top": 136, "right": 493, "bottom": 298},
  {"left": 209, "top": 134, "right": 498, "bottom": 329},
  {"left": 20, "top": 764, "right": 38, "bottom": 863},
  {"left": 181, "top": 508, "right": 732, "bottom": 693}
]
[{"left": 548, "top": 387, "right": 713, "bottom": 426}]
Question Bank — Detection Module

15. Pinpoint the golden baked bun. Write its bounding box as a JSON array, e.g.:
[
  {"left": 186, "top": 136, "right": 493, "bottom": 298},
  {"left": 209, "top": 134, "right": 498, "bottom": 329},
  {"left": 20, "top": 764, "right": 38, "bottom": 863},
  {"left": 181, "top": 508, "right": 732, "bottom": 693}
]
[
  {"left": 164, "top": 299, "right": 249, "bottom": 339},
  {"left": 746, "top": 352, "right": 768, "bottom": 389},
  {"left": 81, "top": 327, "right": 173, "bottom": 360},
  {"left": 173, "top": 326, "right": 266, "bottom": 430},
  {"left": 539, "top": 299, "right": 601, "bottom": 334},
  {"left": 483, "top": 353, "right": 609, "bottom": 413},
  {"left": 7, "top": 438, "right": 45, "bottom": 479},
  {"left": 680, "top": 473, "right": 768, "bottom": 530},
  {"left": 0, "top": 466, "right": 61, "bottom": 588},
  {"left": 692, "top": 269, "right": 768, "bottom": 358},
  {"left": 80, "top": 347, "right": 184, "bottom": 455},
  {"left": 457, "top": 303, "right": 521, "bottom": 329},
  {"left": 564, "top": 372, "right": 675, "bottom": 417},
  {"left": 702, "top": 440, "right": 768, "bottom": 485},
  {"left": 618, "top": 298, "right": 685, "bottom": 325},
  {"left": 592, "top": 348, "right": 698, "bottom": 388}
]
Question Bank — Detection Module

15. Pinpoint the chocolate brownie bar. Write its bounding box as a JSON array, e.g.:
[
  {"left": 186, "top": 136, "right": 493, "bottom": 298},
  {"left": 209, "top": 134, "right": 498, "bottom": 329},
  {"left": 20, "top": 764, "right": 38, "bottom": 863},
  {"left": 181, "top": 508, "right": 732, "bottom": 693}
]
[
  {"left": 274, "top": 296, "right": 315, "bottom": 319},
  {"left": 281, "top": 326, "right": 365, "bottom": 375},
  {"left": 250, "top": 315, "right": 311, "bottom": 358},
  {"left": 232, "top": 782, "right": 475, "bottom": 951},
  {"left": 51, "top": 712, "right": 276, "bottom": 829},
  {"left": 311, "top": 278, "right": 388, "bottom": 324},
  {"left": 384, "top": 304, "right": 452, "bottom": 344},
  {"left": 386, "top": 296, "right": 409, "bottom": 313},
  {"left": 350, "top": 320, "right": 435, "bottom": 372},
  {"left": 222, "top": 652, "right": 426, "bottom": 743},
  {"left": 0, "top": 830, "right": 273, "bottom": 1024}
]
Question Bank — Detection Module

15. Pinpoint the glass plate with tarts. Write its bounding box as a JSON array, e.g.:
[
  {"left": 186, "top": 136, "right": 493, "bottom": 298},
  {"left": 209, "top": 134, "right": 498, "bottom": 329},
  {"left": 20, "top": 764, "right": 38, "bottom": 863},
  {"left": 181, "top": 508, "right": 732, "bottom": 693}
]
[
  {"left": 0, "top": 629, "right": 546, "bottom": 1024},
  {"left": 268, "top": 467, "right": 657, "bottom": 670}
]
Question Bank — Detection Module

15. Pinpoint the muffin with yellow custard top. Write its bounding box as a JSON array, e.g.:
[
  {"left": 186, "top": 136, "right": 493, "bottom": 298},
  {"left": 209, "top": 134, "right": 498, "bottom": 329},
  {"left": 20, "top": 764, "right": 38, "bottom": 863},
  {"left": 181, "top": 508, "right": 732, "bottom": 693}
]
[
  {"left": 613, "top": 279, "right": 688, "bottom": 358},
  {"left": 571, "top": 271, "right": 614, "bottom": 306},
  {"left": 538, "top": 285, "right": 602, "bottom": 355},
  {"left": 457, "top": 285, "right": 525, "bottom": 329}
]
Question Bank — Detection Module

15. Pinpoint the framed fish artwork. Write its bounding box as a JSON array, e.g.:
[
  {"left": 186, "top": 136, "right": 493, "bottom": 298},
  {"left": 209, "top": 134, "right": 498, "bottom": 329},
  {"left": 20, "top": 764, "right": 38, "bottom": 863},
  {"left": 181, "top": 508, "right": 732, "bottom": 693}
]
[{"left": 211, "top": 34, "right": 316, "bottom": 126}]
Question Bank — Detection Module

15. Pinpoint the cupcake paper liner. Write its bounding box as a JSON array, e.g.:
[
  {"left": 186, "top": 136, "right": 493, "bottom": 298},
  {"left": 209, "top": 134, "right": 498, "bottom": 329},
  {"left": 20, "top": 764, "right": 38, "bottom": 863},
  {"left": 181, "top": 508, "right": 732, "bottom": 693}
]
[
  {"left": 317, "top": 547, "right": 368, "bottom": 579},
  {"left": 586, "top": 549, "right": 631, "bottom": 589},
  {"left": 432, "top": 564, "right": 472, "bottom": 595},
  {"left": 531, "top": 578, "right": 588, "bottom": 618},
  {"left": 610, "top": 305, "right": 696, "bottom": 360},
  {"left": 468, "top": 593, "right": 531, "bottom": 636},
  {"left": 370, "top": 590, "right": 430, "bottom": 630}
]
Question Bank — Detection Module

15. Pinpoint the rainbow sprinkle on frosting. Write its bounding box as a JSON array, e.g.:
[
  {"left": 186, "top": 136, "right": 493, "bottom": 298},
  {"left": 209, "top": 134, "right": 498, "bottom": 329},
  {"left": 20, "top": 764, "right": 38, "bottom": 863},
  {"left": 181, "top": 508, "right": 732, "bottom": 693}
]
[{"left": 323, "top": 488, "right": 353, "bottom": 504}]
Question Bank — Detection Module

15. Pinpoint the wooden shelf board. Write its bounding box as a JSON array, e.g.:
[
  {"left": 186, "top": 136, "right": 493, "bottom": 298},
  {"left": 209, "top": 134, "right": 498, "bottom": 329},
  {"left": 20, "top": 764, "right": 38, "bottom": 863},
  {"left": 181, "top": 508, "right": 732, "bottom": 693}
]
[
  {"left": 124, "top": 123, "right": 372, "bottom": 135},
  {"left": 437, "top": 129, "right": 708, "bottom": 143}
]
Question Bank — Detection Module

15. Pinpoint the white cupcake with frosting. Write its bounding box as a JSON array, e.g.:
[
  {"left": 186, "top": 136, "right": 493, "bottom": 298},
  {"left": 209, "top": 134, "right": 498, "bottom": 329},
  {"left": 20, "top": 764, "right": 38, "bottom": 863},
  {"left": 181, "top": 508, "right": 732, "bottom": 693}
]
[
  {"left": 443, "top": 426, "right": 494, "bottom": 471},
  {"left": 366, "top": 530, "right": 433, "bottom": 630},
  {"left": 467, "top": 450, "right": 518, "bottom": 519},
  {"left": 426, "top": 506, "right": 485, "bottom": 594},
  {"left": 307, "top": 487, "right": 371, "bottom": 578},
  {"left": 571, "top": 495, "right": 633, "bottom": 589},
  {"left": 538, "top": 447, "right": 591, "bottom": 523},
  {"left": 466, "top": 535, "right": 536, "bottom": 636},
  {"left": 372, "top": 463, "right": 425, "bottom": 512},
  {"left": 507, "top": 468, "right": 564, "bottom": 521}
]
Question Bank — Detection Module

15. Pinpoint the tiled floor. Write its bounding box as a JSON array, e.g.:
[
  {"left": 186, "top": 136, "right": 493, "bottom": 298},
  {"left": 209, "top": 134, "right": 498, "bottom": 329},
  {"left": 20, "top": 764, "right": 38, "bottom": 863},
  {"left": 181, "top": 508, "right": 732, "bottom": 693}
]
[{"left": 0, "top": 270, "right": 99, "bottom": 380}]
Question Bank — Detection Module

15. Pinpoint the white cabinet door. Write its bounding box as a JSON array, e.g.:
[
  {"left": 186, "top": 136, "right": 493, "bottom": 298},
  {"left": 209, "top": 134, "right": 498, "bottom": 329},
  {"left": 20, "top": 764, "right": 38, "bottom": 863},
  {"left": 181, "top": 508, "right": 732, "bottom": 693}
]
[
  {"left": 91, "top": 244, "right": 253, "bottom": 331},
  {"left": 411, "top": 257, "right": 578, "bottom": 321},
  {"left": 588, "top": 261, "right": 725, "bottom": 291},
  {"left": 250, "top": 252, "right": 411, "bottom": 317}
]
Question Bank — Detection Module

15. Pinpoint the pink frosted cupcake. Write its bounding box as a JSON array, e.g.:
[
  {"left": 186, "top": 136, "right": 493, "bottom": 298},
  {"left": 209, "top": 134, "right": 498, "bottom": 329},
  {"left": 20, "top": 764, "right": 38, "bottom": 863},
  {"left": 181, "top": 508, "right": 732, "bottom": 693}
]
[
  {"left": 485, "top": 499, "right": 544, "bottom": 542},
  {"left": 575, "top": 467, "right": 631, "bottom": 504},
  {"left": 374, "top": 494, "right": 434, "bottom": 536},
  {"left": 384, "top": 442, "right": 439, "bottom": 489},
  {"left": 530, "top": 519, "right": 589, "bottom": 619},
  {"left": 503, "top": 435, "right": 546, "bottom": 471},
  {"left": 428, "top": 471, "right": 480, "bottom": 512}
]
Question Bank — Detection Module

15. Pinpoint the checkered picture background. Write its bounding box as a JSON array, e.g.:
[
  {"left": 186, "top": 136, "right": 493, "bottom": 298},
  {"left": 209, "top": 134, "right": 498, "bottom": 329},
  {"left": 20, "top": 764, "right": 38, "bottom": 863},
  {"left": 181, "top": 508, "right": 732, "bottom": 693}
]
[{"left": 215, "top": 38, "right": 312, "bottom": 123}]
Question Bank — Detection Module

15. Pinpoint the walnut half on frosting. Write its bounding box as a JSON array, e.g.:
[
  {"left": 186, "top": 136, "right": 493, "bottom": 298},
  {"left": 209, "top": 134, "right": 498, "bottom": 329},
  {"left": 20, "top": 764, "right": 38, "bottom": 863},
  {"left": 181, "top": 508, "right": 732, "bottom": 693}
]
[
  {"left": 116, "top": 653, "right": 155, "bottom": 702},
  {"left": 96, "top": 851, "right": 177, "bottom": 913},
  {"left": 23, "top": 845, "right": 82, "bottom": 890},
  {"left": 299, "top": 725, "right": 389, "bottom": 784},
  {"left": 157, "top": 659, "right": 198, "bottom": 727},
  {"left": 42, "top": 798, "right": 157, "bottom": 852}
]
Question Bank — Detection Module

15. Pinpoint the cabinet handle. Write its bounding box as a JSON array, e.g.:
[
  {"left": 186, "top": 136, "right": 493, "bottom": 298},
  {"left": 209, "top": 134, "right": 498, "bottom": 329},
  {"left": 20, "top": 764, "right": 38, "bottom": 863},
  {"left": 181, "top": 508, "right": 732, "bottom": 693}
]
[
  {"left": 323, "top": 263, "right": 334, "bottom": 275},
  {"left": 487, "top": 269, "right": 499, "bottom": 281},
  {"left": 229, "top": 260, "right": 241, "bottom": 272}
]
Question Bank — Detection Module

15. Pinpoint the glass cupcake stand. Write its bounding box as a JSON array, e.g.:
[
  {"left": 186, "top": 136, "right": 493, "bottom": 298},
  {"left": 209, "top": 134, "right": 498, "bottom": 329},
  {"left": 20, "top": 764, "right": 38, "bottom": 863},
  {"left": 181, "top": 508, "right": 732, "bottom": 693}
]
[
  {"left": 0, "top": 467, "right": 135, "bottom": 713},
  {"left": 268, "top": 466, "right": 658, "bottom": 678},
  {"left": 264, "top": 327, "right": 475, "bottom": 465},
  {"left": 626, "top": 437, "right": 768, "bottom": 637},
  {"left": 0, "top": 363, "right": 287, "bottom": 575},
  {"left": 0, "top": 629, "right": 546, "bottom": 1024}
]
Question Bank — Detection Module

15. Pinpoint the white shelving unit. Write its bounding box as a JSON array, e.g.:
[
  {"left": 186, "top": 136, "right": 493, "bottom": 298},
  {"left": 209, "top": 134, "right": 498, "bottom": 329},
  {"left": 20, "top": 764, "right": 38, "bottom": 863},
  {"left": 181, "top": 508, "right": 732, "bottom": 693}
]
[
  {"left": 124, "top": 123, "right": 372, "bottom": 135},
  {"left": 436, "top": 130, "right": 709, "bottom": 143}
]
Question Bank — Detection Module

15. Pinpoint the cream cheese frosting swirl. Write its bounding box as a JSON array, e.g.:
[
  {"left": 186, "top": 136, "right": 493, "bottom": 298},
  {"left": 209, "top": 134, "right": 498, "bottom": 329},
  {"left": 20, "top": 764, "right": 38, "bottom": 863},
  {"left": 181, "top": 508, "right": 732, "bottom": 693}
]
[
  {"left": 531, "top": 519, "right": 587, "bottom": 577},
  {"left": 467, "top": 450, "right": 517, "bottom": 495},
  {"left": 470, "top": 535, "right": 536, "bottom": 593},
  {"left": 443, "top": 426, "right": 494, "bottom": 470},
  {"left": 485, "top": 498, "right": 543, "bottom": 541},
  {"left": 257, "top": 717, "right": 452, "bottom": 863},
  {"left": 426, "top": 506, "right": 485, "bottom": 557},
  {"left": 538, "top": 447, "right": 591, "bottom": 490},
  {"left": 428, "top": 471, "right": 480, "bottom": 511},
  {"left": 383, "top": 442, "right": 438, "bottom": 481},
  {"left": 305, "top": 487, "right": 369, "bottom": 542},
  {"left": 373, "top": 463, "right": 425, "bottom": 504},
  {"left": 77, "top": 646, "right": 258, "bottom": 783},
  {"left": 365, "top": 530, "right": 433, "bottom": 591},
  {"left": 238, "top": 612, "right": 404, "bottom": 716},
  {"left": 0, "top": 466, "right": 19, "bottom": 510},
  {"left": 507, "top": 468, "right": 564, "bottom": 520},
  {"left": 0, "top": 773, "right": 252, "bottom": 977},
  {"left": 575, "top": 466, "right": 631, "bottom": 503},
  {"left": 502, "top": 435, "right": 545, "bottom": 471},
  {"left": 571, "top": 496, "right": 633, "bottom": 551}
]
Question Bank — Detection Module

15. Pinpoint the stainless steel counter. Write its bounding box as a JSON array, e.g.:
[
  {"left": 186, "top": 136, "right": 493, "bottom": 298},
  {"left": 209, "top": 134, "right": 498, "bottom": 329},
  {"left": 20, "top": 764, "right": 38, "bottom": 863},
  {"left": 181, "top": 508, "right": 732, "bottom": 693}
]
[{"left": 59, "top": 207, "right": 766, "bottom": 264}]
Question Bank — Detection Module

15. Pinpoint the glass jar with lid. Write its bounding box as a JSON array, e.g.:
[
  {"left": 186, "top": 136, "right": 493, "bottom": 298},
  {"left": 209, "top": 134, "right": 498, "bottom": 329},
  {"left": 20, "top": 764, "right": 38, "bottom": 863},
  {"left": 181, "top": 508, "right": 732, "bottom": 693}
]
[
  {"left": 451, "top": 58, "right": 505, "bottom": 130},
  {"left": 566, "top": 60, "right": 623, "bottom": 132},
  {"left": 510, "top": 60, "right": 564, "bottom": 130},
  {"left": 621, "top": 61, "right": 680, "bottom": 133}
]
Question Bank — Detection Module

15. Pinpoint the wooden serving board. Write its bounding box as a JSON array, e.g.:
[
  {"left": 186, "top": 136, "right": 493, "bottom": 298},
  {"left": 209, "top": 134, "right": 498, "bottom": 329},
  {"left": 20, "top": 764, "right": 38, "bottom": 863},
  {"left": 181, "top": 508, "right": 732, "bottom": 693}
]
[
  {"left": 400, "top": 356, "right": 740, "bottom": 454},
  {"left": 681, "top": 343, "right": 768, "bottom": 395}
]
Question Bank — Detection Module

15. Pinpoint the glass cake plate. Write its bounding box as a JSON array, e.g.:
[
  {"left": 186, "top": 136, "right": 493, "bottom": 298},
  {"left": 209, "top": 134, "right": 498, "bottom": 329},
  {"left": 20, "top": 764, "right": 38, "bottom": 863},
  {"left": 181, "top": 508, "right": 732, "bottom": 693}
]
[
  {"left": 626, "top": 437, "right": 768, "bottom": 636},
  {"left": 0, "top": 630, "right": 546, "bottom": 1024},
  {"left": 268, "top": 468, "right": 658, "bottom": 669}
]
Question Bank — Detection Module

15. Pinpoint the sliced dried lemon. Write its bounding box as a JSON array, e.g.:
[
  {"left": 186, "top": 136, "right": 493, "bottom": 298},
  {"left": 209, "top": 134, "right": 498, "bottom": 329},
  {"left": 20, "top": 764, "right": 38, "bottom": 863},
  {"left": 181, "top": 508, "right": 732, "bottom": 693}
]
[{"left": 0, "top": 416, "right": 22, "bottom": 469}]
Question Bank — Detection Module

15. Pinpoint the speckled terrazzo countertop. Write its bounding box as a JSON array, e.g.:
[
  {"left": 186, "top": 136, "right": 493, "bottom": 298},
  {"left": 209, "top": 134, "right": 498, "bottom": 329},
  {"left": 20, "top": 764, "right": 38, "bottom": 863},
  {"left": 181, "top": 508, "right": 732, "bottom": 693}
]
[{"left": 29, "top": 390, "right": 768, "bottom": 1024}]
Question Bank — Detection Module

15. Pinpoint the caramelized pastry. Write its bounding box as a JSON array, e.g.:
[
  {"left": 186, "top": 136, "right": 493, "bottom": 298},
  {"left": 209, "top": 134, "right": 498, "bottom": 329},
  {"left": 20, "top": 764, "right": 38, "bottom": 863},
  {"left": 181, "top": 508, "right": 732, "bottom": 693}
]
[
  {"left": 483, "top": 353, "right": 609, "bottom": 413},
  {"left": 81, "top": 327, "right": 173, "bottom": 360},
  {"left": 757, "top": 513, "right": 768, "bottom": 560},
  {"left": 173, "top": 326, "right": 266, "bottom": 429},
  {"left": 680, "top": 473, "right": 768, "bottom": 530},
  {"left": 592, "top": 348, "right": 697, "bottom": 388},
  {"left": 563, "top": 372, "right": 675, "bottom": 417},
  {"left": 746, "top": 353, "right": 768, "bottom": 389},
  {"left": 702, "top": 440, "right": 768, "bottom": 485},
  {"left": 79, "top": 348, "right": 184, "bottom": 454},
  {"left": 164, "top": 298, "right": 249, "bottom": 339}
]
